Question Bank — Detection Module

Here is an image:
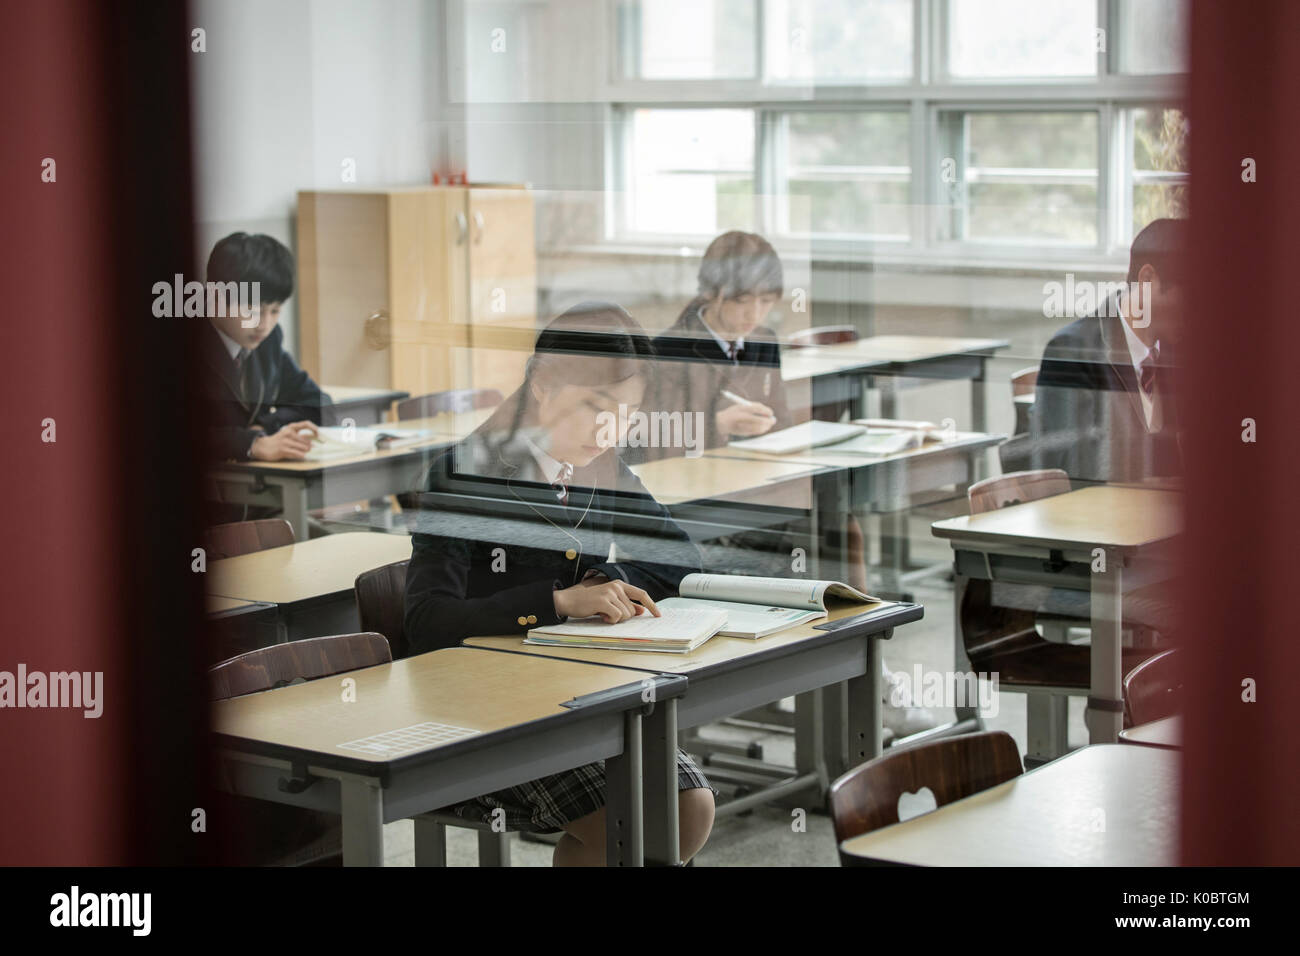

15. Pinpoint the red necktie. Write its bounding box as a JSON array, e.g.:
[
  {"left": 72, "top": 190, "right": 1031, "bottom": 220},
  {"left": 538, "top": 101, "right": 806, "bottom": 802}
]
[{"left": 1138, "top": 343, "right": 1160, "bottom": 399}]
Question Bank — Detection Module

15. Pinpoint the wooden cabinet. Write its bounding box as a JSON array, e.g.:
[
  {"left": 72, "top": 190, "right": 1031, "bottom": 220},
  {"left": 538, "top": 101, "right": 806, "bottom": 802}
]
[{"left": 296, "top": 186, "right": 536, "bottom": 405}]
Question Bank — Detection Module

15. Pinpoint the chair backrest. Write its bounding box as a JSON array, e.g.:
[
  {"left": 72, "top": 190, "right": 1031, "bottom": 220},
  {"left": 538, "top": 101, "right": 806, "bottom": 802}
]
[
  {"left": 1010, "top": 365, "right": 1039, "bottom": 397},
  {"left": 828, "top": 731, "right": 1022, "bottom": 845},
  {"left": 204, "top": 518, "right": 294, "bottom": 560},
  {"left": 397, "top": 388, "right": 504, "bottom": 421},
  {"left": 968, "top": 468, "right": 1071, "bottom": 514},
  {"left": 785, "top": 325, "right": 859, "bottom": 349},
  {"left": 209, "top": 632, "right": 392, "bottom": 700},
  {"left": 1124, "top": 649, "right": 1182, "bottom": 726},
  {"left": 355, "top": 560, "right": 410, "bottom": 658}
]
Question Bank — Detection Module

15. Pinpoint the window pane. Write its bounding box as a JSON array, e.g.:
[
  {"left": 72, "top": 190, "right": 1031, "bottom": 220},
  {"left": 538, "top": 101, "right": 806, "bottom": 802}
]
[
  {"left": 764, "top": 0, "right": 912, "bottom": 83},
  {"left": 948, "top": 0, "right": 1097, "bottom": 78},
  {"left": 783, "top": 112, "right": 911, "bottom": 236},
  {"left": 954, "top": 111, "right": 1098, "bottom": 243},
  {"left": 628, "top": 109, "right": 754, "bottom": 234},
  {"left": 1132, "top": 107, "right": 1189, "bottom": 236},
  {"left": 621, "top": 0, "right": 756, "bottom": 79},
  {"left": 1116, "top": 0, "right": 1189, "bottom": 74}
]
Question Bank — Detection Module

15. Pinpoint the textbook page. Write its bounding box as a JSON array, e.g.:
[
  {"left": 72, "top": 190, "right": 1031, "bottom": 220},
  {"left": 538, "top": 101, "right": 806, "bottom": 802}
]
[
  {"left": 678, "top": 574, "right": 880, "bottom": 611},
  {"left": 527, "top": 607, "right": 727, "bottom": 642},
  {"left": 728, "top": 420, "right": 864, "bottom": 454},
  {"left": 658, "top": 597, "right": 823, "bottom": 638}
]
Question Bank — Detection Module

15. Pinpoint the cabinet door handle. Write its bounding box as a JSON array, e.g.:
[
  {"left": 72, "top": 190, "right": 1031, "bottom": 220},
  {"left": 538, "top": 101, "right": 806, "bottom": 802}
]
[
  {"left": 363, "top": 309, "right": 390, "bottom": 350},
  {"left": 455, "top": 211, "right": 468, "bottom": 245},
  {"left": 473, "top": 210, "right": 485, "bottom": 243}
]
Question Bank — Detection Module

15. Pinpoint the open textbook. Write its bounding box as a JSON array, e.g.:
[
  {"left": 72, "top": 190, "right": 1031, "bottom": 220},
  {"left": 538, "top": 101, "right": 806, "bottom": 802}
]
[
  {"left": 524, "top": 607, "right": 728, "bottom": 654},
  {"left": 658, "top": 573, "right": 885, "bottom": 639},
  {"left": 728, "top": 419, "right": 952, "bottom": 456},
  {"left": 302, "top": 425, "right": 430, "bottom": 461}
]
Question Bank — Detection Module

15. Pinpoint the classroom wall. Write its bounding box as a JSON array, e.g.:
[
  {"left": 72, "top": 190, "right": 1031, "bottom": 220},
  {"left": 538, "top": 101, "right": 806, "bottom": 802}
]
[{"left": 189, "top": 0, "right": 445, "bottom": 351}]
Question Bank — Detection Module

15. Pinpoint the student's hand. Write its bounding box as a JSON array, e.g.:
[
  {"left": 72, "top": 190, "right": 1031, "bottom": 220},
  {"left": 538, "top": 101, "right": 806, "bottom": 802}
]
[
  {"left": 249, "top": 422, "right": 316, "bottom": 461},
  {"left": 717, "top": 402, "right": 776, "bottom": 437},
  {"left": 553, "top": 580, "right": 661, "bottom": 624}
]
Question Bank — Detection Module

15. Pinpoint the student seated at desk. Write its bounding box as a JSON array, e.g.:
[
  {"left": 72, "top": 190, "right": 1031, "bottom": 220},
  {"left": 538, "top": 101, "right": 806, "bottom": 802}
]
[
  {"left": 1030, "top": 218, "right": 1186, "bottom": 485},
  {"left": 403, "top": 302, "right": 715, "bottom": 866},
  {"left": 646, "top": 230, "right": 794, "bottom": 457},
  {"left": 200, "top": 232, "right": 333, "bottom": 463}
]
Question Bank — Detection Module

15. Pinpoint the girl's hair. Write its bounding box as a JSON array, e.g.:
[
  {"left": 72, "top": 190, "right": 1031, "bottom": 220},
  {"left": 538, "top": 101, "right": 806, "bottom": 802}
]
[
  {"left": 696, "top": 231, "right": 784, "bottom": 302},
  {"left": 492, "top": 301, "right": 657, "bottom": 446}
]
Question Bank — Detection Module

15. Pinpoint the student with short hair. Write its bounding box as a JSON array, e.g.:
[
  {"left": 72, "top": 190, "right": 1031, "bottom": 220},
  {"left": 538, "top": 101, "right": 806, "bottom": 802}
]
[
  {"left": 200, "top": 232, "right": 331, "bottom": 463},
  {"left": 404, "top": 301, "right": 715, "bottom": 866}
]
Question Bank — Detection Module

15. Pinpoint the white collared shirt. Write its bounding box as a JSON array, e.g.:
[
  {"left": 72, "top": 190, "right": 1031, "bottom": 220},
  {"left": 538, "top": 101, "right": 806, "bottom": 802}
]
[
  {"left": 1118, "top": 315, "right": 1162, "bottom": 433},
  {"left": 210, "top": 322, "right": 244, "bottom": 362},
  {"left": 524, "top": 437, "right": 570, "bottom": 485},
  {"left": 700, "top": 310, "right": 743, "bottom": 360}
]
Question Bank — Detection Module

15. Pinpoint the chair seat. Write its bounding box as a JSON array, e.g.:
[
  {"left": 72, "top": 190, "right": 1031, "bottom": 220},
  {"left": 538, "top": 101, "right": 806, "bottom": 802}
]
[{"left": 969, "top": 633, "right": 1157, "bottom": 689}]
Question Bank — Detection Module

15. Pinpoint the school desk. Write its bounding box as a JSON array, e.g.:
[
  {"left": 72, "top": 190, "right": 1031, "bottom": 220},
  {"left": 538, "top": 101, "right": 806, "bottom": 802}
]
[
  {"left": 932, "top": 485, "right": 1182, "bottom": 744},
  {"left": 206, "top": 532, "right": 412, "bottom": 643},
  {"left": 206, "top": 595, "right": 280, "bottom": 658},
  {"left": 322, "top": 385, "right": 410, "bottom": 426},
  {"left": 1119, "top": 716, "right": 1182, "bottom": 750},
  {"left": 465, "top": 599, "right": 925, "bottom": 865},
  {"left": 212, "top": 646, "right": 687, "bottom": 866},
  {"left": 782, "top": 335, "right": 1010, "bottom": 427},
  {"left": 838, "top": 744, "right": 1179, "bottom": 866}
]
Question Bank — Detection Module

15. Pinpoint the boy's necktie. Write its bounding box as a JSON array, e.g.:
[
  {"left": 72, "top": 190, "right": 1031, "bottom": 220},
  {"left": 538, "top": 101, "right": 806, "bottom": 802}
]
[{"left": 1138, "top": 342, "right": 1160, "bottom": 400}]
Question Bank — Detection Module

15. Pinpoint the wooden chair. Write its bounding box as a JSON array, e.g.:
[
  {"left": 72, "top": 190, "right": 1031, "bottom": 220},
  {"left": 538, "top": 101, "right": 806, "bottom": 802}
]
[
  {"left": 960, "top": 471, "right": 1155, "bottom": 764},
  {"left": 353, "top": 560, "right": 512, "bottom": 867},
  {"left": 210, "top": 632, "right": 392, "bottom": 866},
  {"left": 1124, "top": 649, "right": 1182, "bottom": 726},
  {"left": 828, "top": 731, "right": 1022, "bottom": 863},
  {"left": 785, "top": 325, "right": 859, "bottom": 349},
  {"left": 397, "top": 388, "right": 505, "bottom": 421},
  {"left": 204, "top": 518, "right": 294, "bottom": 560}
]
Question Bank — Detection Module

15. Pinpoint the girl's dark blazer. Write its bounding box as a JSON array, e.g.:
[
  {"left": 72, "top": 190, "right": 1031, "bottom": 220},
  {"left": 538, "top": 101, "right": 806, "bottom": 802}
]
[{"left": 403, "top": 400, "right": 703, "bottom": 654}]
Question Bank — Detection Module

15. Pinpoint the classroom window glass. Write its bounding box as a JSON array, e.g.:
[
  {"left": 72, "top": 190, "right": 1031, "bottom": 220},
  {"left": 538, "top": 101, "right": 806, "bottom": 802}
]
[
  {"left": 946, "top": 0, "right": 1097, "bottom": 79},
  {"left": 1131, "top": 106, "right": 1189, "bottom": 237},
  {"left": 1115, "top": 0, "right": 1189, "bottom": 75},
  {"left": 620, "top": 0, "right": 757, "bottom": 79},
  {"left": 626, "top": 108, "right": 756, "bottom": 235},
  {"left": 779, "top": 110, "right": 911, "bottom": 238},
  {"left": 763, "top": 0, "right": 913, "bottom": 83}
]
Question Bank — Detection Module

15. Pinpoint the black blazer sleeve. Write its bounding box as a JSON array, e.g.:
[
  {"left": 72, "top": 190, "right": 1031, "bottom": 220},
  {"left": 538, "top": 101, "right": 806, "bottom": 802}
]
[{"left": 403, "top": 531, "right": 564, "bottom": 655}]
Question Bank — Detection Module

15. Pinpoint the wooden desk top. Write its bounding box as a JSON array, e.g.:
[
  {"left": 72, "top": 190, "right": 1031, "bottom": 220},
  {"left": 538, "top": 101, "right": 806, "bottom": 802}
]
[
  {"left": 213, "top": 647, "right": 661, "bottom": 770},
  {"left": 207, "top": 532, "right": 412, "bottom": 605},
  {"left": 631, "top": 454, "right": 822, "bottom": 507},
  {"left": 787, "top": 335, "right": 1011, "bottom": 374},
  {"left": 840, "top": 744, "right": 1179, "bottom": 866},
  {"left": 782, "top": 348, "right": 891, "bottom": 382},
  {"left": 931, "top": 485, "right": 1182, "bottom": 554},
  {"left": 464, "top": 600, "right": 921, "bottom": 675},
  {"left": 1119, "top": 716, "right": 1182, "bottom": 750},
  {"left": 322, "top": 385, "right": 410, "bottom": 403}
]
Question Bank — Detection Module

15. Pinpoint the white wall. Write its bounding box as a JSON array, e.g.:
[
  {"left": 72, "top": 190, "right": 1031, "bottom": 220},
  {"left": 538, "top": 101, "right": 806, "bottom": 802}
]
[{"left": 189, "top": 0, "right": 445, "bottom": 349}]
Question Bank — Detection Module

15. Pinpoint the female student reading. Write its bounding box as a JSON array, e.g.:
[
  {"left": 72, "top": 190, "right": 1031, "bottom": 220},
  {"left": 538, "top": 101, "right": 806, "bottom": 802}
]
[{"left": 403, "top": 302, "right": 715, "bottom": 865}]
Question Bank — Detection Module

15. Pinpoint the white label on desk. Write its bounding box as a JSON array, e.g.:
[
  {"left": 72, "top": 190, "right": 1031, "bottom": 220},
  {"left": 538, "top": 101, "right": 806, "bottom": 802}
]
[{"left": 337, "top": 721, "right": 481, "bottom": 757}]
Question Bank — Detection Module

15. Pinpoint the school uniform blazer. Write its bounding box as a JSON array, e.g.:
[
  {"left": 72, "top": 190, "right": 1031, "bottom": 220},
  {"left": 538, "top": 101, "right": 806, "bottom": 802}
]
[
  {"left": 403, "top": 410, "right": 704, "bottom": 654},
  {"left": 1028, "top": 301, "right": 1182, "bottom": 485},
  {"left": 200, "top": 322, "right": 334, "bottom": 461},
  {"left": 634, "top": 300, "right": 795, "bottom": 463}
]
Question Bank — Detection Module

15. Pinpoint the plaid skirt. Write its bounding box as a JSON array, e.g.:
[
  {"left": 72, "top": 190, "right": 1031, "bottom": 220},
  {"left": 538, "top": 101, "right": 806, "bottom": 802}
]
[{"left": 440, "top": 748, "right": 716, "bottom": 834}]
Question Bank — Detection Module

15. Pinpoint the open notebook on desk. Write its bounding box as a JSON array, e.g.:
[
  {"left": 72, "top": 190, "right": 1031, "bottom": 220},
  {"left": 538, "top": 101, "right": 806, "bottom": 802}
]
[
  {"left": 302, "top": 425, "right": 430, "bottom": 461},
  {"left": 525, "top": 607, "right": 727, "bottom": 654},
  {"left": 728, "top": 420, "right": 951, "bottom": 456},
  {"left": 658, "top": 573, "right": 885, "bottom": 639}
]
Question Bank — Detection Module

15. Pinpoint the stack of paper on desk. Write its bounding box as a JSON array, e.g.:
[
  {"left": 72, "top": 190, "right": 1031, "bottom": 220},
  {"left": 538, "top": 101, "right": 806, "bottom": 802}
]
[
  {"left": 525, "top": 607, "right": 728, "bottom": 654},
  {"left": 302, "top": 426, "right": 429, "bottom": 460}
]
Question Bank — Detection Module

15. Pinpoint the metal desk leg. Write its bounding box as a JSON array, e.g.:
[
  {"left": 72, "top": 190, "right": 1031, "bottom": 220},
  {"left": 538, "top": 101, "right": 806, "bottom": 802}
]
[
  {"left": 822, "top": 680, "right": 848, "bottom": 781},
  {"left": 605, "top": 710, "right": 644, "bottom": 866},
  {"left": 1087, "top": 552, "right": 1124, "bottom": 744},
  {"left": 642, "top": 699, "right": 680, "bottom": 866},
  {"left": 879, "top": 374, "right": 898, "bottom": 420},
  {"left": 265, "top": 475, "right": 310, "bottom": 541},
  {"left": 793, "top": 688, "right": 827, "bottom": 791},
  {"left": 971, "top": 358, "right": 988, "bottom": 433},
  {"left": 846, "top": 635, "right": 884, "bottom": 766},
  {"left": 339, "top": 777, "right": 385, "bottom": 866}
]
